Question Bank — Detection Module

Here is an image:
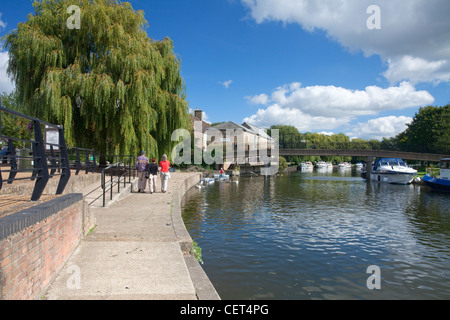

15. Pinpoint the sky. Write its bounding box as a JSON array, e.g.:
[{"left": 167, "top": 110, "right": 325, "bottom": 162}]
[{"left": 1, "top": 0, "right": 449, "bottom": 141}]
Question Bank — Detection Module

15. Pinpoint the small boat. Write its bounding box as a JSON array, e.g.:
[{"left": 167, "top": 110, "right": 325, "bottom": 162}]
[
  {"left": 214, "top": 174, "right": 230, "bottom": 181},
  {"left": 355, "top": 162, "right": 363, "bottom": 169},
  {"left": 338, "top": 162, "right": 352, "bottom": 169},
  {"left": 316, "top": 161, "right": 327, "bottom": 169},
  {"left": 422, "top": 158, "right": 450, "bottom": 192},
  {"left": 364, "top": 158, "right": 417, "bottom": 185},
  {"left": 298, "top": 161, "right": 314, "bottom": 171},
  {"left": 201, "top": 178, "right": 215, "bottom": 185}
]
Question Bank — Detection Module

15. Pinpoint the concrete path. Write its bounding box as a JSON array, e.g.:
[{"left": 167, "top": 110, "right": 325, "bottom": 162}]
[{"left": 43, "top": 172, "right": 220, "bottom": 300}]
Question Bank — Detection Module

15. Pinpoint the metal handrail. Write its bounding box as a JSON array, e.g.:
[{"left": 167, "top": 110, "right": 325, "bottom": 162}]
[
  {"left": 0, "top": 106, "right": 70, "bottom": 201},
  {"left": 101, "top": 156, "right": 136, "bottom": 207}
]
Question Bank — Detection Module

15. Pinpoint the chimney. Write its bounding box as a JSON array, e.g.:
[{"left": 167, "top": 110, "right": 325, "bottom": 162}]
[{"left": 195, "top": 108, "right": 203, "bottom": 121}]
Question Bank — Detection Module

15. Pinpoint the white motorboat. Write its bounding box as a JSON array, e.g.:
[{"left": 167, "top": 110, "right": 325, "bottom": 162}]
[
  {"left": 316, "top": 161, "right": 327, "bottom": 168},
  {"left": 299, "top": 161, "right": 314, "bottom": 171},
  {"left": 338, "top": 162, "right": 352, "bottom": 169},
  {"left": 214, "top": 174, "right": 230, "bottom": 181},
  {"left": 201, "top": 178, "right": 215, "bottom": 185},
  {"left": 366, "top": 158, "right": 417, "bottom": 184}
]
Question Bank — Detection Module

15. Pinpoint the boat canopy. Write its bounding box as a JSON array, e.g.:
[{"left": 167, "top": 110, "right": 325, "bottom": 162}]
[{"left": 375, "top": 158, "right": 407, "bottom": 166}]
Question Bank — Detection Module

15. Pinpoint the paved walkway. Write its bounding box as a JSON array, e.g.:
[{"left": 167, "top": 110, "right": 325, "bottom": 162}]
[{"left": 43, "top": 172, "right": 220, "bottom": 300}]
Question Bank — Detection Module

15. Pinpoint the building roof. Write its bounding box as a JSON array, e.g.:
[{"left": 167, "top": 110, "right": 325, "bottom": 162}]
[
  {"left": 208, "top": 121, "right": 274, "bottom": 141},
  {"left": 209, "top": 121, "right": 254, "bottom": 133},
  {"left": 242, "top": 122, "right": 274, "bottom": 141}
]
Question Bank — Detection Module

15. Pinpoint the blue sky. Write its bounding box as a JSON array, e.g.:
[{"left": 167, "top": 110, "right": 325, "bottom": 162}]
[{"left": 1, "top": 0, "right": 449, "bottom": 140}]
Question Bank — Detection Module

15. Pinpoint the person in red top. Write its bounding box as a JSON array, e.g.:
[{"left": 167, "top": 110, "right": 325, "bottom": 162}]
[{"left": 159, "top": 154, "right": 171, "bottom": 193}]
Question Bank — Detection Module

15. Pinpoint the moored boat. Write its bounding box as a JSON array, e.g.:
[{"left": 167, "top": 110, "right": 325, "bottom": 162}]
[
  {"left": 214, "top": 174, "right": 230, "bottom": 181},
  {"left": 422, "top": 158, "right": 450, "bottom": 192},
  {"left": 365, "top": 158, "right": 417, "bottom": 185},
  {"left": 316, "top": 161, "right": 327, "bottom": 168},
  {"left": 338, "top": 162, "right": 351, "bottom": 169},
  {"left": 298, "top": 161, "right": 314, "bottom": 171}
]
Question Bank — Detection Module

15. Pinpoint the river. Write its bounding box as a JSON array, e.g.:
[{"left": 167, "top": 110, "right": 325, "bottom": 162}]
[{"left": 181, "top": 167, "right": 450, "bottom": 300}]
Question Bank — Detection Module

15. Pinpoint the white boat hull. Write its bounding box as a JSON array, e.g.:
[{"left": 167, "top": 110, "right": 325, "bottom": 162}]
[{"left": 369, "top": 172, "right": 416, "bottom": 184}]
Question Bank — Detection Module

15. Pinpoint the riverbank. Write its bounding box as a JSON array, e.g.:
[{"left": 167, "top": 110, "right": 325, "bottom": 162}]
[{"left": 43, "top": 172, "right": 220, "bottom": 300}]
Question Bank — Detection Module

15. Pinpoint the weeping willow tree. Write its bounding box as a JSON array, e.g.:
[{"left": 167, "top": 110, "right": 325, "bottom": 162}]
[{"left": 3, "top": 0, "right": 189, "bottom": 158}]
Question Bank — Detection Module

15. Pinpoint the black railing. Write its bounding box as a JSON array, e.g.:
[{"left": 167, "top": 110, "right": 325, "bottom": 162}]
[
  {"left": 68, "top": 147, "right": 97, "bottom": 175},
  {"left": 101, "top": 156, "right": 136, "bottom": 207},
  {"left": 0, "top": 106, "right": 70, "bottom": 201}
]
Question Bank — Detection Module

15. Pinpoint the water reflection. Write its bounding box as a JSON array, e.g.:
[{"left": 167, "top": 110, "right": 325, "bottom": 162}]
[{"left": 181, "top": 168, "right": 450, "bottom": 300}]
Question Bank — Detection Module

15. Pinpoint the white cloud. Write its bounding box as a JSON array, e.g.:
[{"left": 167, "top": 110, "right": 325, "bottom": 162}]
[
  {"left": 319, "top": 131, "right": 335, "bottom": 136},
  {"left": 219, "top": 80, "right": 233, "bottom": 88},
  {"left": 243, "top": 81, "right": 433, "bottom": 138},
  {"left": 347, "top": 116, "right": 413, "bottom": 140},
  {"left": 245, "top": 93, "right": 269, "bottom": 105},
  {"left": 240, "top": 0, "right": 450, "bottom": 84},
  {"left": 244, "top": 104, "right": 352, "bottom": 131},
  {"left": 0, "top": 51, "right": 15, "bottom": 94},
  {"left": 383, "top": 56, "right": 450, "bottom": 85}
]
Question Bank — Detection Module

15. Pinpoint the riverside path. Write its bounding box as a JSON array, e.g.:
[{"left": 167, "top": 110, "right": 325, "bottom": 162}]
[{"left": 43, "top": 172, "right": 220, "bottom": 300}]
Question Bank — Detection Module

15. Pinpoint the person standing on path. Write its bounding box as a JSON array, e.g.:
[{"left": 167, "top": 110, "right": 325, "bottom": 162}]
[
  {"left": 136, "top": 151, "right": 149, "bottom": 193},
  {"left": 147, "top": 157, "right": 158, "bottom": 194},
  {"left": 159, "top": 154, "right": 171, "bottom": 193}
]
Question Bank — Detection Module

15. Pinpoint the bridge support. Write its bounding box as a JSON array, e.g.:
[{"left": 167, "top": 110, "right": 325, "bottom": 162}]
[{"left": 366, "top": 156, "right": 374, "bottom": 181}]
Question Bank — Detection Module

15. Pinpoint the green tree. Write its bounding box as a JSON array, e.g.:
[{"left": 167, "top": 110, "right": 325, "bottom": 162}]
[
  {"left": 0, "top": 91, "right": 33, "bottom": 146},
  {"left": 397, "top": 105, "right": 449, "bottom": 154},
  {"left": 269, "top": 125, "right": 305, "bottom": 163},
  {"left": 434, "top": 106, "right": 450, "bottom": 154},
  {"left": 3, "top": 0, "right": 189, "bottom": 158}
]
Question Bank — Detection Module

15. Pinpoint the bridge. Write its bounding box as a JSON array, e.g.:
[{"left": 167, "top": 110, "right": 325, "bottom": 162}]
[
  {"left": 226, "top": 148, "right": 448, "bottom": 162},
  {"left": 278, "top": 149, "right": 449, "bottom": 162}
]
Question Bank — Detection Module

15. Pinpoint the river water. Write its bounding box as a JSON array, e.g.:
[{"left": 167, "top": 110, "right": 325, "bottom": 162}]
[{"left": 181, "top": 168, "right": 450, "bottom": 300}]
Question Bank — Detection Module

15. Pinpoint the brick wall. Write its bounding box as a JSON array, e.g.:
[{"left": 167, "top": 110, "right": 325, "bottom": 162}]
[{"left": 0, "top": 194, "right": 85, "bottom": 300}]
